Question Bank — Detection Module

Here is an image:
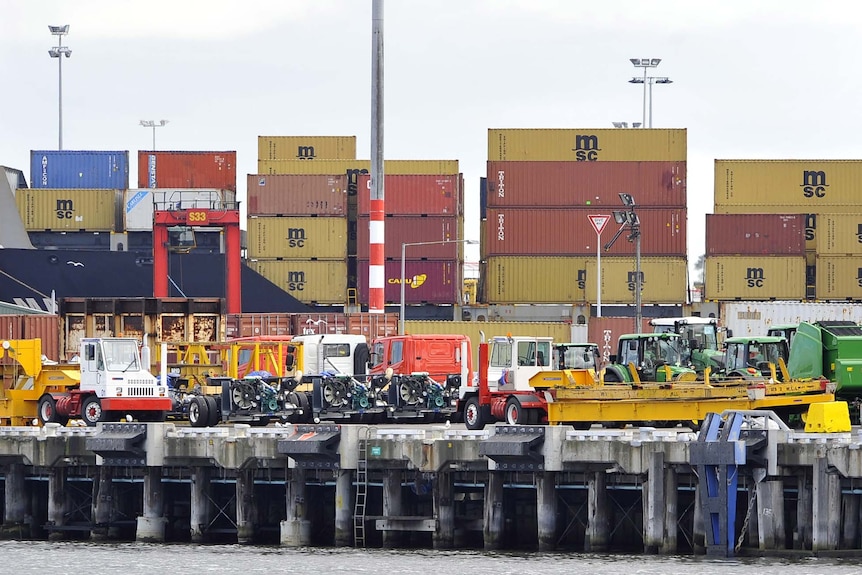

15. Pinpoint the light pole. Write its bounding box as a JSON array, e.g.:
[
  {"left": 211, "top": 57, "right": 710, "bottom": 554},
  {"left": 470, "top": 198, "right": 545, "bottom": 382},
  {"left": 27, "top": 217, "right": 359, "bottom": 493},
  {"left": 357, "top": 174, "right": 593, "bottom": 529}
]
[
  {"left": 628, "top": 76, "right": 673, "bottom": 128},
  {"left": 140, "top": 120, "right": 169, "bottom": 150},
  {"left": 629, "top": 58, "right": 663, "bottom": 128},
  {"left": 48, "top": 25, "right": 71, "bottom": 150},
  {"left": 400, "top": 239, "right": 477, "bottom": 335}
]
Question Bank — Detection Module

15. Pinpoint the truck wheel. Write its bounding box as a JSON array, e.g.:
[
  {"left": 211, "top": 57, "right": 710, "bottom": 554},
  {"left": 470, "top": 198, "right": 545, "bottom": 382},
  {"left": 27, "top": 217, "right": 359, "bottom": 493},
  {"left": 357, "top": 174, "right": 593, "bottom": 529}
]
[
  {"left": 81, "top": 396, "right": 104, "bottom": 427},
  {"left": 38, "top": 395, "right": 68, "bottom": 426},
  {"left": 505, "top": 397, "right": 524, "bottom": 425},
  {"left": 188, "top": 396, "right": 210, "bottom": 428},
  {"left": 464, "top": 397, "right": 485, "bottom": 430},
  {"left": 204, "top": 396, "right": 220, "bottom": 427}
]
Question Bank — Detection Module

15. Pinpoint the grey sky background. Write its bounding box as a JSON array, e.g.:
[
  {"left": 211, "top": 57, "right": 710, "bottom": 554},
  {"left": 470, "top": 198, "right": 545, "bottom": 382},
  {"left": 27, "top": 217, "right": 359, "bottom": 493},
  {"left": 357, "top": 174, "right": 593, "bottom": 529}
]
[{"left": 3, "top": 1, "right": 860, "bottom": 280}]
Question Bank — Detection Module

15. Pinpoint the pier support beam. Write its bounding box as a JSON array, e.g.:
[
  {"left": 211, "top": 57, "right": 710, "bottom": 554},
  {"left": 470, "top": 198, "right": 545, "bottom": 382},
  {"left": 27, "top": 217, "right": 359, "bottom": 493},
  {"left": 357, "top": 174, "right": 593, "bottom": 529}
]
[
  {"left": 2, "top": 463, "right": 29, "bottom": 538},
  {"left": 236, "top": 468, "right": 257, "bottom": 545},
  {"left": 812, "top": 457, "right": 841, "bottom": 552},
  {"left": 47, "top": 466, "right": 68, "bottom": 541},
  {"left": 795, "top": 471, "right": 812, "bottom": 550},
  {"left": 382, "top": 469, "right": 403, "bottom": 549},
  {"left": 586, "top": 471, "right": 609, "bottom": 552},
  {"left": 842, "top": 493, "right": 860, "bottom": 549},
  {"left": 136, "top": 466, "right": 166, "bottom": 543},
  {"left": 433, "top": 472, "right": 454, "bottom": 549},
  {"left": 537, "top": 471, "right": 557, "bottom": 551},
  {"left": 334, "top": 469, "right": 353, "bottom": 547},
  {"left": 190, "top": 467, "right": 211, "bottom": 543},
  {"left": 281, "top": 467, "right": 311, "bottom": 547},
  {"left": 661, "top": 466, "right": 678, "bottom": 554},
  {"left": 483, "top": 471, "right": 505, "bottom": 550},
  {"left": 90, "top": 467, "right": 114, "bottom": 541},
  {"left": 756, "top": 478, "right": 786, "bottom": 550},
  {"left": 644, "top": 451, "right": 666, "bottom": 554},
  {"left": 693, "top": 482, "right": 706, "bottom": 554}
]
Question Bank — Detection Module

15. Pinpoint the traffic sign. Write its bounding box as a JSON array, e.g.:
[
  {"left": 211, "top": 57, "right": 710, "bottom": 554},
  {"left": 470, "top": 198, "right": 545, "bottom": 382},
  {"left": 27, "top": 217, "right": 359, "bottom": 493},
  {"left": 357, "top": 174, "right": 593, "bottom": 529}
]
[{"left": 588, "top": 214, "right": 611, "bottom": 235}]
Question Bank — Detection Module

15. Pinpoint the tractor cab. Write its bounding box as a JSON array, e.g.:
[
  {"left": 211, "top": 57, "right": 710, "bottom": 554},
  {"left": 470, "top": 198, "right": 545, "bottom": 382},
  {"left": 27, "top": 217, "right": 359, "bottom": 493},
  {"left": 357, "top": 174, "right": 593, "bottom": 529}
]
[
  {"left": 554, "top": 343, "right": 600, "bottom": 370},
  {"left": 650, "top": 316, "right": 725, "bottom": 373},
  {"left": 605, "top": 333, "right": 696, "bottom": 383},
  {"left": 486, "top": 336, "right": 553, "bottom": 392},
  {"left": 723, "top": 336, "right": 789, "bottom": 380}
]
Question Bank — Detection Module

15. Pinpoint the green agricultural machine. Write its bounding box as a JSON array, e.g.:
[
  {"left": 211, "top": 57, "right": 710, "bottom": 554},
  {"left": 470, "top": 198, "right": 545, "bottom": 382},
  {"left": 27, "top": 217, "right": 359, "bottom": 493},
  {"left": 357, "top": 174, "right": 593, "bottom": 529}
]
[
  {"left": 604, "top": 333, "right": 698, "bottom": 383},
  {"left": 650, "top": 316, "right": 725, "bottom": 374}
]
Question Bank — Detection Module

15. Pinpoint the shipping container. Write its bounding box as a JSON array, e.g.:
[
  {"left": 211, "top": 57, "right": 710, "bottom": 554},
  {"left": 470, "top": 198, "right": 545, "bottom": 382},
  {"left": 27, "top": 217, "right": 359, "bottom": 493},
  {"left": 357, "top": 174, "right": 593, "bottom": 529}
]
[
  {"left": 0, "top": 315, "right": 60, "bottom": 364},
  {"left": 719, "top": 301, "right": 862, "bottom": 337},
  {"left": 248, "top": 260, "right": 347, "bottom": 304},
  {"left": 715, "top": 160, "right": 862, "bottom": 208},
  {"left": 16, "top": 188, "right": 120, "bottom": 231},
  {"left": 257, "top": 159, "right": 460, "bottom": 179},
  {"left": 815, "top": 255, "right": 862, "bottom": 300},
  {"left": 357, "top": 259, "right": 461, "bottom": 305},
  {"left": 487, "top": 129, "right": 687, "bottom": 162},
  {"left": 815, "top": 213, "right": 862, "bottom": 255},
  {"left": 247, "top": 216, "right": 347, "bottom": 259},
  {"left": 246, "top": 174, "right": 348, "bottom": 216},
  {"left": 584, "top": 257, "right": 688, "bottom": 304},
  {"left": 484, "top": 207, "right": 686, "bottom": 257},
  {"left": 480, "top": 177, "right": 487, "bottom": 220},
  {"left": 587, "top": 316, "right": 652, "bottom": 366},
  {"left": 356, "top": 215, "right": 463, "bottom": 259},
  {"left": 292, "top": 313, "right": 399, "bottom": 337},
  {"left": 704, "top": 256, "right": 806, "bottom": 301},
  {"left": 30, "top": 150, "right": 129, "bottom": 189},
  {"left": 224, "top": 313, "right": 293, "bottom": 338},
  {"left": 124, "top": 188, "right": 237, "bottom": 231},
  {"left": 257, "top": 136, "right": 357, "bottom": 161},
  {"left": 137, "top": 151, "right": 237, "bottom": 191},
  {"left": 705, "top": 213, "right": 805, "bottom": 256},
  {"left": 356, "top": 174, "right": 462, "bottom": 216},
  {"left": 486, "top": 161, "right": 686, "bottom": 208}
]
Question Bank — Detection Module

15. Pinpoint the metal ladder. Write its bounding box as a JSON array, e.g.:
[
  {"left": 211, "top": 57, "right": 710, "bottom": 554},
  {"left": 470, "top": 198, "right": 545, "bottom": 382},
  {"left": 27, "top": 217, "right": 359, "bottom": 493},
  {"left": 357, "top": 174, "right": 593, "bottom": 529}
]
[{"left": 353, "top": 427, "right": 369, "bottom": 548}]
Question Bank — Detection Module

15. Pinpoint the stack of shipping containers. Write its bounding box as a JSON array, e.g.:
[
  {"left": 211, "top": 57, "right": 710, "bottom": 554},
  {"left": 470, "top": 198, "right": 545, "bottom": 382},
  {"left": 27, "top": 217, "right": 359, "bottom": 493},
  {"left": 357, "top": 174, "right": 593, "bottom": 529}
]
[
  {"left": 480, "top": 129, "right": 688, "bottom": 306},
  {"left": 708, "top": 160, "right": 862, "bottom": 300}
]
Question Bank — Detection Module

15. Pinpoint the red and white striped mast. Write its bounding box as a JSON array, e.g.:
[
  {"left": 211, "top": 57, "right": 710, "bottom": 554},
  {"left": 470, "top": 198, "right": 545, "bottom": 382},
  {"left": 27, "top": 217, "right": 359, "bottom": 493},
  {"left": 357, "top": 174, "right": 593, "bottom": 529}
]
[{"left": 368, "top": 0, "right": 386, "bottom": 318}]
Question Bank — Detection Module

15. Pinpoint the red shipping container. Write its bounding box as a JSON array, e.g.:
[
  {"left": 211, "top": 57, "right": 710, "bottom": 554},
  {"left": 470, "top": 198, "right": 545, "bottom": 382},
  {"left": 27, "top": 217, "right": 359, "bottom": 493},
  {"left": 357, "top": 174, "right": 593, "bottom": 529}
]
[
  {"left": 0, "top": 314, "right": 61, "bottom": 364},
  {"left": 247, "top": 174, "right": 348, "bottom": 216},
  {"left": 224, "top": 313, "right": 293, "bottom": 338},
  {"left": 486, "top": 161, "right": 686, "bottom": 208},
  {"left": 706, "top": 213, "right": 805, "bottom": 256},
  {"left": 485, "top": 207, "right": 686, "bottom": 257},
  {"left": 358, "top": 260, "right": 460, "bottom": 304},
  {"left": 357, "top": 174, "right": 462, "bottom": 216},
  {"left": 587, "top": 316, "right": 650, "bottom": 367},
  {"left": 357, "top": 215, "right": 462, "bottom": 259},
  {"left": 138, "top": 151, "right": 237, "bottom": 191},
  {"left": 292, "top": 313, "right": 399, "bottom": 337}
]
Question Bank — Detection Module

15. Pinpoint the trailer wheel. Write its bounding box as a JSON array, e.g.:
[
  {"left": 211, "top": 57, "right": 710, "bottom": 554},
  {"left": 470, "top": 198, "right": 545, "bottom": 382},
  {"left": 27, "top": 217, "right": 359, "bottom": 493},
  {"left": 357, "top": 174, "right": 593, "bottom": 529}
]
[
  {"left": 81, "top": 396, "right": 104, "bottom": 427},
  {"left": 38, "top": 395, "right": 68, "bottom": 426},
  {"left": 505, "top": 397, "right": 524, "bottom": 425},
  {"left": 204, "top": 396, "right": 220, "bottom": 427},
  {"left": 188, "top": 396, "right": 210, "bottom": 428},
  {"left": 464, "top": 397, "right": 485, "bottom": 430}
]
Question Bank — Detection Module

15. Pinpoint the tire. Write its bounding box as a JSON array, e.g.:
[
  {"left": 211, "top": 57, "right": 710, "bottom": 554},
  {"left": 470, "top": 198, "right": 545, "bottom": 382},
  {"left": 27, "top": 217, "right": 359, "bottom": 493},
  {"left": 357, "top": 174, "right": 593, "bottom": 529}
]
[
  {"left": 188, "top": 396, "right": 210, "bottom": 428},
  {"left": 81, "top": 396, "right": 104, "bottom": 427},
  {"left": 204, "top": 396, "right": 221, "bottom": 427},
  {"left": 505, "top": 397, "right": 524, "bottom": 425},
  {"left": 38, "top": 395, "right": 64, "bottom": 426},
  {"left": 464, "top": 397, "right": 485, "bottom": 430}
]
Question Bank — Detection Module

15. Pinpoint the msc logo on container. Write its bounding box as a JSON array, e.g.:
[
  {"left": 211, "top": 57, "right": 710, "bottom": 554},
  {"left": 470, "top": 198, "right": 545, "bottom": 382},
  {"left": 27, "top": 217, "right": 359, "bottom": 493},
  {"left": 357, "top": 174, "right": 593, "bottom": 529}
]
[
  {"left": 576, "top": 269, "right": 587, "bottom": 290},
  {"left": 626, "top": 271, "right": 645, "bottom": 292},
  {"left": 345, "top": 168, "right": 370, "bottom": 196},
  {"left": 286, "top": 271, "right": 305, "bottom": 291},
  {"left": 55, "top": 199, "right": 76, "bottom": 220},
  {"left": 857, "top": 268, "right": 862, "bottom": 288},
  {"left": 287, "top": 228, "right": 306, "bottom": 248},
  {"left": 571, "top": 135, "right": 602, "bottom": 162},
  {"left": 805, "top": 213, "right": 816, "bottom": 242},
  {"left": 746, "top": 267, "right": 766, "bottom": 288},
  {"left": 856, "top": 224, "right": 862, "bottom": 244},
  {"left": 800, "top": 170, "right": 828, "bottom": 198},
  {"left": 296, "top": 146, "right": 316, "bottom": 160}
]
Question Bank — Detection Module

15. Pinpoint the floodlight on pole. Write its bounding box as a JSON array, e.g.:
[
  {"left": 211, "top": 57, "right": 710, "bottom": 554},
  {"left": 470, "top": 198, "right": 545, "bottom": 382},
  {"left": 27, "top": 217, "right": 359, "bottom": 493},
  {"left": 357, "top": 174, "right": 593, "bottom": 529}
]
[
  {"left": 140, "top": 120, "right": 169, "bottom": 150},
  {"left": 629, "top": 58, "right": 663, "bottom": 128},
  {"left": 629, "top": 75, "right": 673, "bottom": 128},
  {"left": 604, "top": 194, "right": 642, "bottom": 332},
  {"left": 400, "top": 239, "right": 477, "bottom": 335},
  {"left": 48, "top": 25, "right": 71, "bottom": 150}
]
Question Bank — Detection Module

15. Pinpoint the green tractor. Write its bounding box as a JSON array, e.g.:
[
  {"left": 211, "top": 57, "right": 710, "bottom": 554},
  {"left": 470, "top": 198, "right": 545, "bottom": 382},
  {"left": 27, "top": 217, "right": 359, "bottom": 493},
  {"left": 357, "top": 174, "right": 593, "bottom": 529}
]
[
  {"left": 650, "top": 316, "right": 725, "bottom": 374},
  {"left": 603, "top": 333, "right": 698, "bottom": 383},
  {"left": 721, "top": 335, "right": 790, "bottom": 380}
]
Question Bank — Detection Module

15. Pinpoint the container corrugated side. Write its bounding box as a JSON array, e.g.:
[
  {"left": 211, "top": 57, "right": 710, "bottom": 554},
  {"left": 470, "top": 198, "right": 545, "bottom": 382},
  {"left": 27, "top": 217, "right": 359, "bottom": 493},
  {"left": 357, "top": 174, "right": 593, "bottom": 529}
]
[
  {"left": 16, "top": 188, "right": 119, "bottom": 231},
  {"left": 816, "top": 255, "right": 862, "bottom": 300},
  {"left": 357, "top": 260, "right": 460, "bottom": 304},
  {"left": 257, "top": 136, "right": 357, "bottom": 160},
  {"left": 356, "top": 174, "right": 462, "bottom": 215},
  {"left": 356, "top": 215, "right": 462, "bottom": 259},
  {"left": 247, "top": 216, "right": 347, "bottom": 259},
  {"left": 713, "top": 208, "right": 819, "bottom": 251},
  {"left": 705, "top": 214, "right": 805, "bottom": 256},
  {"left": 124, "top": 189, "right": 237, "bottom": 231},
  {"left": 248, "top": 260, "right": 347, "bottom": 304},
  {"left": 719, "top": 301, "right": 862, "bottom": 337},
  {"left": 704, "top": 256, "right": 806, "bottom": 300},
  {"left": 584, "top": 257, "right": 688, "bottom": 304},
  {"left": 0, "top": 315, "right": 60, "bottom": 363},
  {"left": 484, "top": 207, "right": 686, "bottom": 257},
  {"left": 816, "top": 213, "right": 862, "bottom": 255},
  {"left": 137, "top": 151, "right": 237, "bottom": 191},
  {"left": 224, "top": 313, "right": 293, "bottom": 338},
  {"left": 257, "top": 159, "right": 460, "bottom": 177},
  {"left": 30, "top": 150, "right": 129, "bottom": 189},
  {"left": 715, "top": 160, "right": 862, "bottom": 208},
  {"left": 588, "top": 316, "right": 652, "bottom": 365},
  {"left": 293, "top": 313, "right": 399, "bottom": 337},
  {"left": 246, "top": 174, "right": 348, "bottom": 216},
  {"left": 487, "top": 129, "right": 687, "bottom": 162},
  {"left": 486, "top": 161, "right": 686, "bottom": 208}
]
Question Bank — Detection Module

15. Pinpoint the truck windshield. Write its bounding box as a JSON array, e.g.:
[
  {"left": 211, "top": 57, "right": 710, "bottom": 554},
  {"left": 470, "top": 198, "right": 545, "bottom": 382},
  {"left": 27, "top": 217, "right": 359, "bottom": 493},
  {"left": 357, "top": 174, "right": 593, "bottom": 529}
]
[{"left": 102, "top": 340, "right": 140, "bottom": 372}]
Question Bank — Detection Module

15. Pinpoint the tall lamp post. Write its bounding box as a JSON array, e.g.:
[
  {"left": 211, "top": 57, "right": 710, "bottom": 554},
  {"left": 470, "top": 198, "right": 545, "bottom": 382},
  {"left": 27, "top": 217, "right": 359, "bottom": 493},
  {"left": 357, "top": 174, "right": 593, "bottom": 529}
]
[
  {"left": 603, "top": 193, "right": 642, "bottom": 332},
  {"left": 629, "top": 58, "right": 662, "bottom": 128},
  {"left": 48, "top": 25, "right": 72, "bottom": 150},
  {"left": 140, "top": 120, "right": 169, "bottom": 150},
  {"left": 400, "top": 239, "right": 477, "bottom": 335},
  {"left": 628, "top": 76, "right": 672, "bottom": 128}
]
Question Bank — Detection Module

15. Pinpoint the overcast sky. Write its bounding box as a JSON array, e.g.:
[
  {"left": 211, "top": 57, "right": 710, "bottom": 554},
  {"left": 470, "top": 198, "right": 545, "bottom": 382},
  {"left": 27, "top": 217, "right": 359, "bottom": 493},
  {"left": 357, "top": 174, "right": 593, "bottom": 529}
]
[{"left": 3, "top": 1, "right": 861, "bottom": 276}]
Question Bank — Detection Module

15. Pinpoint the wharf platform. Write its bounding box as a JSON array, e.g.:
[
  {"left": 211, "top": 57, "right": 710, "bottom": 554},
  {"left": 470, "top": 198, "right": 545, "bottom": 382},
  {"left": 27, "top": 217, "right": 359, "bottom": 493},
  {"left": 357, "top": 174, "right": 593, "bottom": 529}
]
[{"left": 1, "top": 417, "right": 862, "bottom": 556}]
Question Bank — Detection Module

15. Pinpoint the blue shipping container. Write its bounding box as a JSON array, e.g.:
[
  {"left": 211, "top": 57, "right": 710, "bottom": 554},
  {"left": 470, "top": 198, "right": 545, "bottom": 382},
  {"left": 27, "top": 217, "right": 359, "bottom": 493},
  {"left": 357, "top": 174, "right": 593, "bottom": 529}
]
[{"left": 30, "top": 150, "right": 129, "bottom": 189}]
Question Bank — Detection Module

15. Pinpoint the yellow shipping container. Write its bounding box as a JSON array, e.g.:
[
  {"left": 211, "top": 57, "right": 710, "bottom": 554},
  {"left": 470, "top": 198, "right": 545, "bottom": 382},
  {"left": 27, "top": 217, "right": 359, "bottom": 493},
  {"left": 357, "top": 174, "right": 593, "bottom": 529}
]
[
  {"left": 715, "top": 160, "right": 862, "bottom": 208},
  {"left": 704, "top": 256, "right": 805, "bottom": 301},
  {"left": 16, "top": 188, "right": 119, "bottom": 231},
  {"left": 258, "top": 159, "right": 460, "bottom": 177},
  {"left": 257, "top": 136, "right": 357, "bottom": 161},
  {"left": 585, "top": 257, "right": 688, "bottom": 304},
  {"left": 248, "top": 259, "right": 347, "bottom": 304},
  {"left": 247, "top": 216, "right": 347, "bottom": 259},
  {"left": 487, "top": 128, "right": 687, "bottom": 162},
  {"left": 815, "top": 256, "right": 862, "bottom": 300},
  {"left": 816, "top": 213, "right": 862, "bottom": 255}
]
